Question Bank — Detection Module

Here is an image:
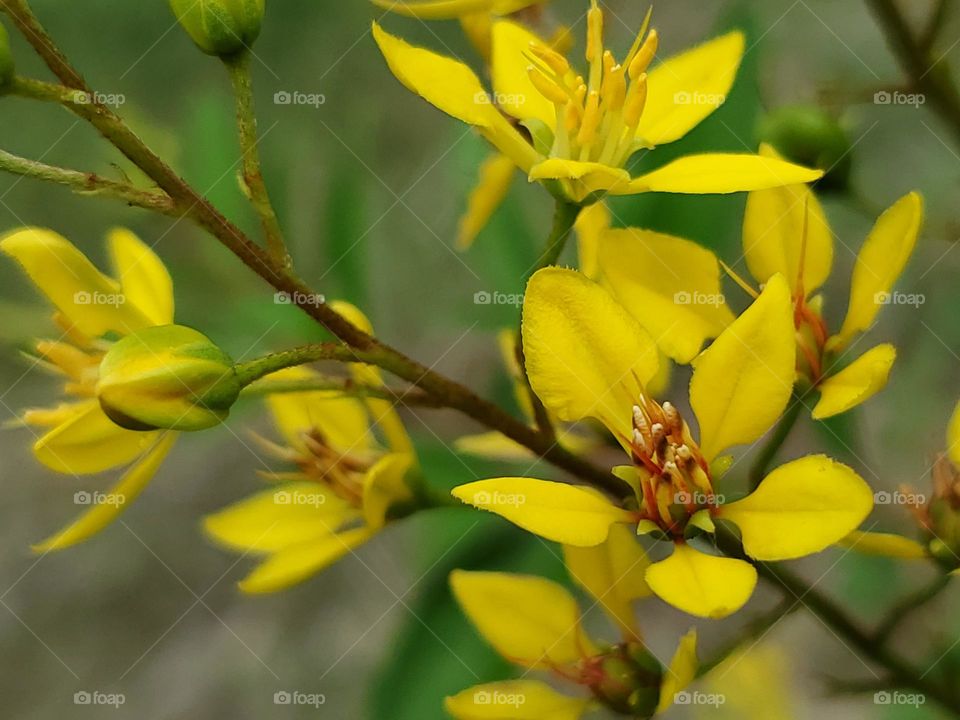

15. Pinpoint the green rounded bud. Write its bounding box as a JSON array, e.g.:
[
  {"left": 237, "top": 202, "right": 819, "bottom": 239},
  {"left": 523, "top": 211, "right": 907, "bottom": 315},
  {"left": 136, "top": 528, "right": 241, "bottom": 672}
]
[
  {"left": 97, "top": 325, "right": 241, "bottom": 432},
  {"left": 758, "top": 105, "right": 852, "bottom": 191},
  {"left": 0, "top": 22, "right": 15, "bottom": 88},
  {"left": 168, "top": 0, "right": 265, "bottom": 58},
  {"left": 591, "top": 642, "right": 663, "bottom": 719}
]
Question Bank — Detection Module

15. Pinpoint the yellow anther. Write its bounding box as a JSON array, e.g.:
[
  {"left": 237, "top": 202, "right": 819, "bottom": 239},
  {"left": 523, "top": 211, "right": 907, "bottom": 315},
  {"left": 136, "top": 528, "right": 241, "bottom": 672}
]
[
  {"left": 565, "top": 100, "right": 580, "bottom": 133},
  {"left": 629, "top": 29, "right": 658, "bottom": 79},
  {"left": 528, "top": 41, "right": 570, "bottom": 77},
  {"left": 527, "top": 65, "right": 569, "bottom": 105},
  {"left": 623, "top": 72, "right": 648, "bottom": 128},
  {"left": 603, "top": 62, "right": 627, "bottom": 112},
  {"left": 577, "top": 90, "right": 602, "bottom": 147},
  {"left": 586, "top": 4, "right": 604, "bottom": 63}
]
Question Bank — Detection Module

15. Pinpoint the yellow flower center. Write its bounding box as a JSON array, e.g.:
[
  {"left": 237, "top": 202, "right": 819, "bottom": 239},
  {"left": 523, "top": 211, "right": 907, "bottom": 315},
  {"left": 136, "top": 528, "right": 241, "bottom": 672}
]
[
  {"left": 295, "top": 429, "right": 377, "bottom": 508},
  {"left": 526, "top": 1, "right": 656, "bottom": 167},
  {"left": 628, "top": 394, "right": 717, "bottom": 535}
]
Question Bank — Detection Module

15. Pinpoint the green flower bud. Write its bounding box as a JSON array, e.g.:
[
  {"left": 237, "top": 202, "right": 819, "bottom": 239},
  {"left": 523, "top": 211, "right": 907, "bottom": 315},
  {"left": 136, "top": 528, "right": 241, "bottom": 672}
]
[
  {"left": 97, "top": 325, "right": 241, "bottom": 432},
  {"left": 590, "top": 642, "right": 663, "bottom": 719},
  {"left": 169, "top": 0, "right": 265, "bottom": 58},
  {"left": 0, "top": 22, "right": 15, "bottom": 88},
  {"left": 758, "top": 105, "right": 852, "bottom": 191}
]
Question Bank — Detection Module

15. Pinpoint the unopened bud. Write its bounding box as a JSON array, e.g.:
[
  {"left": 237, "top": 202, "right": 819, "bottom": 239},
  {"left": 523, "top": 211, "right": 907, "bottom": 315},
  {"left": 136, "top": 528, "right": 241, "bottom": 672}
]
[
  {"left": 0, "top": 22, "right": 14, "bottom": 88},
  {"left": 758, "top": 105, "right": 852, "bottom": 191},
  {"left": 591, "top": 642, "right": 663, "bottom": 718},
  {"left": 169, "top": 0, "right": 265, "bottom": 58},
  {"left": 97, "top": 325, "right": 241, "bottom": 431}
]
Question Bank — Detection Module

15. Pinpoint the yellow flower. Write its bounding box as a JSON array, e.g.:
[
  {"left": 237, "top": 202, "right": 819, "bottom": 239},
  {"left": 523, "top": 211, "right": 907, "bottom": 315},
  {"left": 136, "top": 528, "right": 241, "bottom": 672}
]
[
  {"left": 1, "top": 227, "right": 178, "bottom": 551},
  {"left": 203, "top": 302, "right": 419, "bottom": 593},
  {"left": 446, "top": 563, "right": 699, "bottom": 719},
  {"left": 741, "top": 145, "right": 923, "bottom": 419},
  {"left": 373, "top": 2, "right": 822, "bottom": 244},
  {"left": 452, "top": 267, "right": 873, "bottom": 618}
]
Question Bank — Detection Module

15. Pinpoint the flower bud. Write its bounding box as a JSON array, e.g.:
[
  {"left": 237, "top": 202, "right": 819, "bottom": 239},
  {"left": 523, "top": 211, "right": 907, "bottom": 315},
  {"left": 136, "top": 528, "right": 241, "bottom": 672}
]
[
  {"left": 0, "top": 22, "right": 14, "bottom": 88},
  {"left": 168, "top": 0, "right": 265, "bottom": 58},
  {"left": 97, "top": 325, "right": 241, "bottom": 432},
  {"left": 590, "top": 642, "right": 663, "bottom": 719},
  {"left": 925, "top": 457, "right": 960, "bottom": 565},
  {"left": 758, "top": 105, "right": 852, "bottom": 191}
]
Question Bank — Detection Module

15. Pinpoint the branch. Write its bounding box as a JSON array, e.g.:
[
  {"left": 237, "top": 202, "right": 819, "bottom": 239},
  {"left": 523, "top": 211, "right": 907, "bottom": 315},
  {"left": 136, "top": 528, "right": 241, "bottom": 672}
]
[{"left": 872, "top": 573, "right": 951, "bottom": 645}]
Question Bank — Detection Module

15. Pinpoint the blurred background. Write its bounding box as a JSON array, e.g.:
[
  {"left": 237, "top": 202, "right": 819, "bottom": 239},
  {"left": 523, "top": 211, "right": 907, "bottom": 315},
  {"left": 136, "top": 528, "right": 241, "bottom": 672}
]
[{"left": 0, "top": 0, "right": 958, "bottom": 717}]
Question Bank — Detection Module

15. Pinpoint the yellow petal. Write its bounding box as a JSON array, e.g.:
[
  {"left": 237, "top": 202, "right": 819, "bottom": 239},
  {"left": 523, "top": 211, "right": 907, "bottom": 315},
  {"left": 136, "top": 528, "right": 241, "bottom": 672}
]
[
  {"left": 839, "top": 530, "right": 928, "bottom": 559},
  {"left": 239, "top": 526, "right": 374, "bottom": 594},
  {"left": 452, "top": 478, "right": 632, "bottom": 546},
  {"left": 491, "top": 20, "right": 557, "bottom": 129},
  {"left": 743, "top": 145, "right": 833, "bottom": 296},
  {"left": 949, "top": 400, "right": 960, "bottom": 469},
  {"left": 107, "top": 228, "right": 175, "bottom": 326},
  {"left": 812, "top": 344, "right": 896, "bottom": 420},
  {"left": 454, "top": 430, "right": 534, "bottom": 460},
  {"left": 522, "top": 267, "right": 659, "bottom": 442},
  {"left": 623, "top": 153, "right": 823, "bottom": 195},
  {"left": 529, "top": 158, "right": 632, "bottom": 200},
  {"left": 598, "top": 228, "right": 735, "bottom": 363},
  {"left": 636, "top": 31, "right": 744, "bottom": 147},
  {"left": 719, "top": 455, "right": 873, "bottom": 561},
  {"left": 328, "top": 300, "right": 413, "bottom": 454},
  {"left": 32, "top": 432, "right": 176, "bottom": 552},
  {"left": 363, "top": 452, "right": 415, "bottom": 529},
  {"left": 834, "top": 192, "right": 923, "bottom": 348},
  {"left": 690, "top": 274, "right": 795, "bottom": 460},
  {"left": 372, "top": 21, "right": 498, "bottom": 127},
  {"left": 450, "top": 570, "right": 592, "bottom": 668},
  {"left": 656, "top": 629, "right": 699, "bottom": 714},
  {"left": 0, "top": 227, "right": 154, "bottom": 336},
  {"left": 33, "top": 400, "right": 159, "bottom": 475},
  {"left": 563, "top": 523, "right": 651, "bottom": 637},
  {"left": 445, "top": 680, "right": 588, "bottom": 720},
  {"left": 457, "top": 153, "right": 517, "bottom": 250},
  {"left": 265, "top": 368, "right": 373, "bottom": 453},
  {"left": 203, "top": 482, "right": 358, "bottom": 554},
  {"left": 575, "top": 202, "right": 611, "bottom": 280},
  {"left": 645, "top": 544, "right": 757, "bottom": 618}
]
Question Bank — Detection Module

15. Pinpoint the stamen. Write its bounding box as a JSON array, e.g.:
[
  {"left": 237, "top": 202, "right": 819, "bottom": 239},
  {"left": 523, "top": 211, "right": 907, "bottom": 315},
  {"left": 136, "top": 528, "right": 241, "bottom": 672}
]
[
  {"left": 577, "top": 90, "right": 602, "bottom": 148},
  {"left": 528, "top": 41, "right": 570, "bottom": 77},
  {"left": 622, "top": 72, "right": 648, "bottom": 129},
  {"left": 527, "top": 65, "right": 570, "bottom": 105},
  {"left": 628, "top": 29, "right": 658, "bottom": 79}
]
